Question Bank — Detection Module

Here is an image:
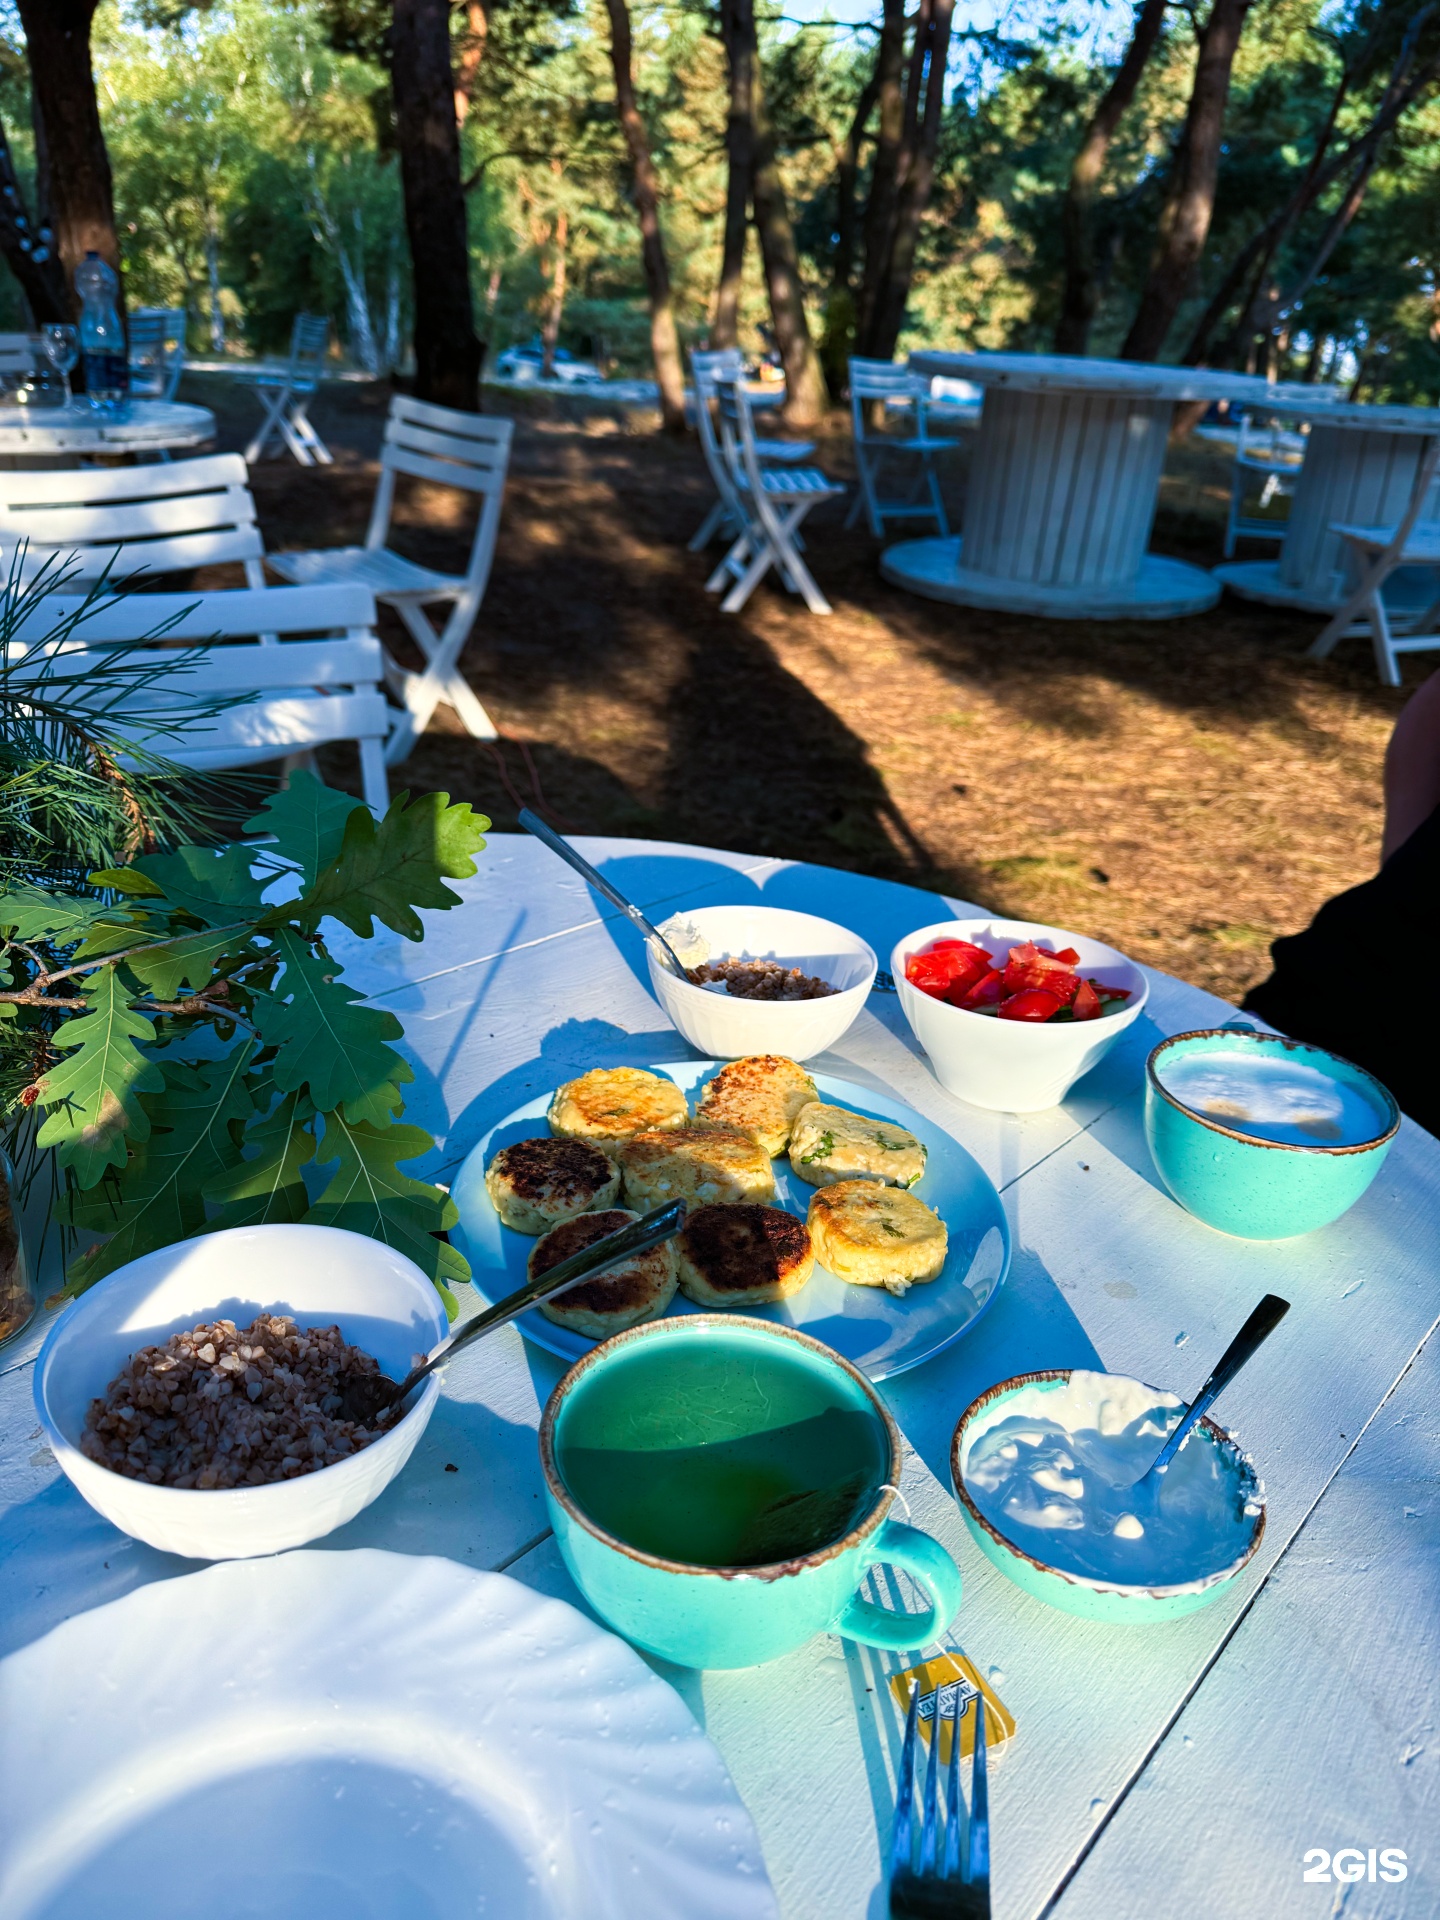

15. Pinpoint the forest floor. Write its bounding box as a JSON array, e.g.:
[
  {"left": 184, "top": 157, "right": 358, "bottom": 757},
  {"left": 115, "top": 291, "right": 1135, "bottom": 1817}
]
[{"left": 192, "top": 370, "right": 1417, "bottom": 1006}]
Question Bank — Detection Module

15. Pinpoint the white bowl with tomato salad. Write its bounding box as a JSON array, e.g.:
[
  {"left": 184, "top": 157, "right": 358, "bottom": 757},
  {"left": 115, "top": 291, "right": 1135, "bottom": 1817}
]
[{"left": 891, "top": 918, "right": 1148, "bottom": 1112}]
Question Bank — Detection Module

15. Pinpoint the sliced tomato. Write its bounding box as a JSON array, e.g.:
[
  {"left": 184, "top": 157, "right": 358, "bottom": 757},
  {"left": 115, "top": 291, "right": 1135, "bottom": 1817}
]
[
  {"left": 958, "top": 967, "right": 1005, "bottom": 1009},
  {"left": 1050, "top": 946, "right": 1081, "bottom": 965},
  {"left": 998, "top": 986, "right": 1066, "bottom": 1022},
  {"left": 908, "top": 940, "right": 993, "bottom": 1001},
  {"left": 1071, "top": 978, "right": 1102, "bottom": 1021},
  {"left": 1001, "top": 941, "right": 1080, "bottom": 1004}
]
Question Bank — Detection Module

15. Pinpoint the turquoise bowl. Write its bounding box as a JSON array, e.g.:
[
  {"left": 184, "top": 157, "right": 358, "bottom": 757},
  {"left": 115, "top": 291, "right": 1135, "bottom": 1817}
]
[
  {"left": 540, "top": 1315, "right": 962, "bottom": 1670},
  {"left": 1145, "top": 1029, "right": 1399, "bottom": 1240},
  {"left": 951, "top": 1371, "right": 1266, "bottom": 1624}
]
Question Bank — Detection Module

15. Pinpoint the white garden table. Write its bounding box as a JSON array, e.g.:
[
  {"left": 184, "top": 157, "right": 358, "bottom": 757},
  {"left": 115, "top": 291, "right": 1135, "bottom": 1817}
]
[
  {"left": 1, "top": 835, "right": 1436, "bottom": 1919},
  {"left": 1212, "top": 396, "right": 1440, "bottom": 612},
  {"left": 884, "top": 353, "right": 1297, "bottom": 619},
  {"left": 0, "top": 398, "right": 215, "bottom": 462}
]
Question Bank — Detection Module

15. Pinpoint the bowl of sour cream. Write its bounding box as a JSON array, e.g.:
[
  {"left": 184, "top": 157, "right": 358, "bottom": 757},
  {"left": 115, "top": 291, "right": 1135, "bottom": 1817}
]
[
  {"left": 951, "top": 1369, "right": 1265, "bottom": 1623},
  {"left": 1145, "top": 1029, "right": 1399, "bottom": 1240}
]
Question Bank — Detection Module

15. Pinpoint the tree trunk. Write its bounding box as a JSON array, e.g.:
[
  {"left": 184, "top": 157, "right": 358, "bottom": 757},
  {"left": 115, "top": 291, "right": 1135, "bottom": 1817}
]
[
  {"left": 750, "top": 55, "right": 827, "bottom": 425},
  {"left": 855, "top": 0, "right": 907, "bottom": 355},
  {"left": 712, "top": 0, "right": 755, "bottom": 350},
  {"left": 0, "top": 114, "right": 66, "bottom": 324},
  {"left": 15, "top": 0, "right": 118, "bottom": 314},
  {"left": 391, "top": 0, "right": 483, "bottom": 410},
  {"left": 862, "top": 0, "right": 955, "bottom": 363},
  {"left": 539, "top": 167, "right": 568, "bottom": 378},
  {"left": 453, "top": 1, "right": 488, "bottom": 126},
  {"left": 819, "top": 71, "right": 879, "bottom": 399},
  {"left": 1055, "top": 0, "right": 1168, "bottom": 354},
  {"left": 1120, "top": 0, "right": 1254, "bottom": 362},
  {"left": 604, "top": 0, "right": 687, "bottom": 432}
]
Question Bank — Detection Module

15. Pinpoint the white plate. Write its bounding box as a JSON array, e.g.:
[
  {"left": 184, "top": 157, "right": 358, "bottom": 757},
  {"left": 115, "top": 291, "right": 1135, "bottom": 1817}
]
[
  {"left": 451, "top": 1062, "right": 1010, "bottom": 1380},
  {"left": 0, "top": 1550, "right": 776, "bottom": 1920}
]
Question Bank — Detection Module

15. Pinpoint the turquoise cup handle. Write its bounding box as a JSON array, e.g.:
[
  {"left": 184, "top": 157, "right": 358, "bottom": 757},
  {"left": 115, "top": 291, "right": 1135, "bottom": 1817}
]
[{"left": 831, "top": 1518, "right": 962, "bottom": 1651}]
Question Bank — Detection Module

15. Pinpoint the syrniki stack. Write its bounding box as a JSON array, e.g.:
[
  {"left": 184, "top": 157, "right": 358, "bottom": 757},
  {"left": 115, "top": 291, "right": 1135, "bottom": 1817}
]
[
  {"left": 529, "top": 1207, "right": 678, "bottom": 1337},
  {"left": 621, "top": 1125, "right": 776, "bottom": 1213},
  {"left": 806, "top": 1180, "right": 947, "bottom": 1295},
  {"left": 694, "top": 1054, "right": 818, "bottom": 1157},
  {"left": 675, "top": 1203, "right": 814, "bottom": 1307},
  {"left": 788, "top": 1101, "right": 927, "bottom": 1190},
  {"left": 548, "top": 1066, "right": 688, "bottom": 1146},
  {"left": 484, "top": 1135, "right": 621, "bottom": 1234}
]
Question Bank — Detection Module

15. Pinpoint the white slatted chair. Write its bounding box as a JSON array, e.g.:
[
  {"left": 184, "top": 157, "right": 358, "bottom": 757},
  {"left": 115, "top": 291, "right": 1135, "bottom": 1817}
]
[
  {"left": 242, "top": 313, "right": 333, "bottom": 466},
  {"left": 128, "top": 307, "right": 186, "bottom": 403},
  {"left": 12, "top": 584, "right": 391, "bottom": 813},
  {"left": 1223, "top": 412, "right": 1306, "bottom": 558},
  {"left": 706, "top": 374, "right": 844, "bottom": 615},
  {"left": 0, "top": 332, "right": 35, "bottom": 374},
  {"left": 0, "top": 453, "right": 265, "bottom": 589},
  {"left": 688, "top": 348, "right": 814, "bottom": 551},
  {"left": 1310, "top": 437, "right": 1440, "bottom": 688},
  {"left": 847, "top": 357, "right": 951, "bottom": 539},
  {"left": 266, "top": 393, "right": 512, "bottom": 759}
]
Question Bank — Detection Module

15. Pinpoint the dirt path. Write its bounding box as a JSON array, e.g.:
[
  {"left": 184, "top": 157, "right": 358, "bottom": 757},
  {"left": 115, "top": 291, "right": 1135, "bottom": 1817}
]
[{"left": 199, "top": 374, "right": 1412, "bottom": 1005}]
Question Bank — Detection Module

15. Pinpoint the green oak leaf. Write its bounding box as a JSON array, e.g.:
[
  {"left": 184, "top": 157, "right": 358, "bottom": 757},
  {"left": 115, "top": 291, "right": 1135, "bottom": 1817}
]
[
  {"left": 244, "top": 771, "right": 364, "bottom": 889},
  {"left": 251, "top": 927, "right": 411, "bottom": 1122},
  {"left": 203, "top": 1085, "right": 317, "bottom": 1231},
  {"left": 125, "top": 926, "right": 252, "bottom": 1003},
  {"left": 133, "top": 843, "right": 268, "bottom": 927},
  {"left": 59, "top": 1047, "right": 257, "bottom": 1294},
  {"left": 306, "top": 1109, "right": 469, "bottom": 1314},
  {"left": 35, "top": 966, "right": 163, "bottom": 1187},
  {"left": 292, "top": 791, "right": 488, "bottom": 943},
  {"left": 0, "top": 887, "right": 114, "bottom": 945}
]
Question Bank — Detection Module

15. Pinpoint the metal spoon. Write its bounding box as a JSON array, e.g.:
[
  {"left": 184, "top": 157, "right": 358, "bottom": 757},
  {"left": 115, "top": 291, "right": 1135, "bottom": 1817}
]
[
  {"left": 1133, "top": 1291, "right": 1291, "bottom": 1492},
  {"left": 517, "top": 808, "right": 692, "bottom": 982},
  {"left": 337, "top": 1200, "right": 687, "bottom": 1426}
]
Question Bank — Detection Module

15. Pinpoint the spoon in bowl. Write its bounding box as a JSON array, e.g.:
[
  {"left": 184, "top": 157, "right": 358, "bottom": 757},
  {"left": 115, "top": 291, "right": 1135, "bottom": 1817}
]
[
  {"left": 517, "top": 808, "right": 693, "bottom": 983},
  {"left": 337, "top": 1200, "right": 687, "bottom": 1427},
  {"left": 1129, "top": 1291, "right": 1291, "bottom": 1500}
]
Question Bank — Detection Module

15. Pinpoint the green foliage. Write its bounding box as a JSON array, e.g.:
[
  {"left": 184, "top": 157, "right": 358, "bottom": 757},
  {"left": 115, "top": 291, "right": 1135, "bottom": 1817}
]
[{"left": 3, "top": 774, "right": 490, "bottom": 1310}]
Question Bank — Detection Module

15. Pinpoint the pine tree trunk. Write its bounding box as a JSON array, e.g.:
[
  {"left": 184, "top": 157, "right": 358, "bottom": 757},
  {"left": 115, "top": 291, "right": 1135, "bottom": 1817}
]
[
  {"left": 854, "top": 0, "right": 907, "bottom": 356},
  {"left": 1055, "top": 0, "right": 1168, "bottom": 354},
  {"left": 750, "top": 56, "right": 827, "bottom": 425},
  {"left": 862, "top": 0, "right": 954, "bottom": 363},
  {"left": 392, "top": 0, "right": 483, "bottom": 410},
  {"left": 713, "top": 0, "right": 755, "bottom": 350},
  {"left": 604, "top": 0, "right": 687, "bottom": 432},
  {"left": 1120, "top": 0, "right": 1253, "bottom": 362},
  {"left": 540, "top": 196, "right": 568, "bottom": 379},
  {"left": 819, "top": 73, "right": 878, "bottom": 400},
  {"left": 15, "top": 0, "right": 118, "bottom": 313}
]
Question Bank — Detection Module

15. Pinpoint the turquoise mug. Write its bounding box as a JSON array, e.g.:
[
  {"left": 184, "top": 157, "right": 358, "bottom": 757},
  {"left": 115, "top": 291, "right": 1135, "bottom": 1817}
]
[
  {"left": 539, "top": 1315, "right": 962, "bottom": 1670},
  {"left": 1145, "top": 1029, "right": 1399, "bottom": 1239}
]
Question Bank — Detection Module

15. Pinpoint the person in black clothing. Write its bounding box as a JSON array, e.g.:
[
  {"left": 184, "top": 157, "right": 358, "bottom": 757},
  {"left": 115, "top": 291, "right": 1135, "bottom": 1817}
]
[{"left": 1244, "top": 669, "right": 1440, "bottom": 1137}]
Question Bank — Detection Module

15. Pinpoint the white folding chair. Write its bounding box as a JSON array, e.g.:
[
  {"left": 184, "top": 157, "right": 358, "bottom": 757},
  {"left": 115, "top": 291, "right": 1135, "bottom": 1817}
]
[
  {"left": 1223, "top": 412, "right": 1305, "bottom": 558},
  {"left": 0, "top": 453, "right": 266, "bottom": 589},
  {"left": 13, "top": 584, "right": 392, "bottom": 813},
  {"left": 0, "top": 332, "right": 35, "bottom": 375},
  {"left": 846, "top": 357, "right": 952, "bottom": 539},
  {"left": 688, "top": 348, "right": 814, "bottom": 551},
  {"left": 1310, "top": 437, "right": 1440, "bottom": 688},
  {"left": 242, "top": 314, "right": 333, "bottom": 466},
  {"left": 706, "top": 374, "right": 844, "bottom": 615},
  {"left": 267, "top": 393, "right": 512, "bottom": 759},
  {"left": 128, "top": 307, "right": 186, "bottom": 403}
]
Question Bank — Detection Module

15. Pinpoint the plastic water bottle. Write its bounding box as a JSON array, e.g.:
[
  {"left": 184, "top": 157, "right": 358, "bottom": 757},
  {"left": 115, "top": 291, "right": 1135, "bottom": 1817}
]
[{"left": 74, "top": 251, "right": 128, "bottom": 411}]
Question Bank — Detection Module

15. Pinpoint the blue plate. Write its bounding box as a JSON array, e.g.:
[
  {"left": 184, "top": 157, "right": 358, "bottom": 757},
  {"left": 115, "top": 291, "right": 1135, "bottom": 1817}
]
[{"left": 450, "top": 1062, "right": 1010, "bottom": 1380}]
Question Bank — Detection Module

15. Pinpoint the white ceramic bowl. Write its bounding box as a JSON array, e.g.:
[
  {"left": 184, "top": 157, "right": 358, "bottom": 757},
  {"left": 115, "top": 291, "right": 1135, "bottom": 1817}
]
[
  {"left": 34, "top": 1224, "right": 449, "bottom": 1561},
  {"left": 891, "top": 916, "right": 1148, "bottom": 1112},
  {"left": 647, "top": 904, "right": 877, "bottom": 1061}
]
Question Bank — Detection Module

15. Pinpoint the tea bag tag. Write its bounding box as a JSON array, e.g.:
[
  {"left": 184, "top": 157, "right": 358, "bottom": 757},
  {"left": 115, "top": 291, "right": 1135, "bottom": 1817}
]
[{"left": 888, "top": 1650, "right": 1015, "bottom": 1763}]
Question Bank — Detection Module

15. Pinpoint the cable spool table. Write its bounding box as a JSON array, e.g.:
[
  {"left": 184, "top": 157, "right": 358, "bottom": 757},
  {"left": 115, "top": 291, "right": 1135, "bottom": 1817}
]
[
  {"left": 0, "top": 399, "right": 216, "bottom": 464},
  {"left": 1211, "top": 395, "right": 1440, "bottom": 612},
  {"left": 883, "top": 353, "right": 1313, "bottom": 620}
]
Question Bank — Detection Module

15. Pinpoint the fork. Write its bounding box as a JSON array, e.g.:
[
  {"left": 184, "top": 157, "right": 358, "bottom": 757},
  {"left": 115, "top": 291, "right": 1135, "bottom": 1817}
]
[{"left": 888, "top": 1671, "right": 990, "bottom": 1919}]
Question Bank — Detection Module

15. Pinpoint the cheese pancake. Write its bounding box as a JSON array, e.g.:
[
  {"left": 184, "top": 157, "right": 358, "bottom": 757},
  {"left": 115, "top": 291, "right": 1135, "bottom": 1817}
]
[
  {"left": 675, "top": 1203, "right": 814, "bottom": 1307},
  {"left": 620, "top": 1125, "right": 776, "bottom": 1214},
  {"left": 547, "top": 1066, "right": 688, "bottom": 1146},
  {"left": 485, "top": 1135, "right": 621, "bottom": 1235},
  {"left": 530, "top": 1207, "right": 678, "bottom": 1339},
  {"left": 789, "top": 1101, "right": 927, "bottom": 1190},
  {"left": 807, "top": 1180, "right": 947, "bottom": 1295},
  {"left": 694, "top": 1055, "right": 818, "bottom": 1157}
]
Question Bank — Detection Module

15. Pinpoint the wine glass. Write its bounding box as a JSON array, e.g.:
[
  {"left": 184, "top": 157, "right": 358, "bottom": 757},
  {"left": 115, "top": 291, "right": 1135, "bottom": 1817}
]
[{"left": 40, "top": 323, "right": 79, "bottom": 407}]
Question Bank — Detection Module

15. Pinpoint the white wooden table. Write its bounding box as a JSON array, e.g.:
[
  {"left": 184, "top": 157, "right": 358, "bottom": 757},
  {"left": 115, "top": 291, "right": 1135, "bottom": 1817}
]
[
  {"left": 2, "top": 835, "right": 1436, "bottom": 1919},
  {"left": 1211, "top": 397, "right": 1440, "bottom": 612},
  {"left": 884, "top": 354, "right": 1302, "bottom": 619},
  {"left": 0, "top": 399, "right": 215, "bottom": 462}
]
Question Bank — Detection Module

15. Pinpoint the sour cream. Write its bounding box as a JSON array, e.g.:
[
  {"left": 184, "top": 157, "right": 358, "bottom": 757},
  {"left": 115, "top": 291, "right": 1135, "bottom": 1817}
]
[
  {"left": 962, "top": 1371, "right": 1261, "bottom": 1588},
  {"left": 1156, "top": 1049, "right": 1383, "bottom": 1147},
  {"left": 655, "top": 915, "right": 710, "bottom": 969}
]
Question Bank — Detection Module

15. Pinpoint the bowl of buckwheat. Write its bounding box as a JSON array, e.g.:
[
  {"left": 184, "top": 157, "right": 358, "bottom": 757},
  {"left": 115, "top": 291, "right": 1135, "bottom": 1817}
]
[{"left": 34, "top": 1223, "right": 449, "bottom": 1561}]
